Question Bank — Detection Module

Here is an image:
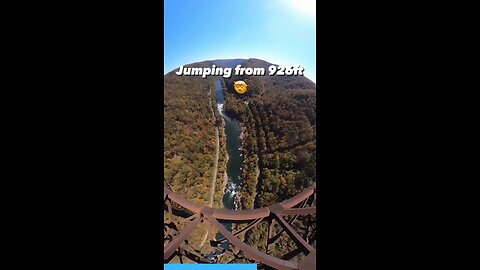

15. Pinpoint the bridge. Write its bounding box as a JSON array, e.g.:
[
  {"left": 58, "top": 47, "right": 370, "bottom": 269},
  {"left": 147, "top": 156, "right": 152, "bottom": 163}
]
[{"left": 164, "top": 183, "right": 316, "bottom": 270}]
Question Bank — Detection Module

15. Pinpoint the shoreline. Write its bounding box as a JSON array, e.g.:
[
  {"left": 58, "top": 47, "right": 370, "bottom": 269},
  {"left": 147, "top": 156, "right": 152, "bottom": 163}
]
[{"left": 218, "top": 102, "right": 229, "bottom": 205}]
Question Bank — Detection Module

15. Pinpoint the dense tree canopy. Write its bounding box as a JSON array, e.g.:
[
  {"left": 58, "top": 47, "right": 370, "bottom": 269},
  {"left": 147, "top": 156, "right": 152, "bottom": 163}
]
[{"left": 164, "top": 71, "right": 218, "bottom": 205}]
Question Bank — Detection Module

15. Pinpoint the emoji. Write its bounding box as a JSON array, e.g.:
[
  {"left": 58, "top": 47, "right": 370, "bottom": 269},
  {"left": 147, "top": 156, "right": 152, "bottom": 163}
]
[{"left": 234, "top": 81, "right": 248, "bottom": 94}]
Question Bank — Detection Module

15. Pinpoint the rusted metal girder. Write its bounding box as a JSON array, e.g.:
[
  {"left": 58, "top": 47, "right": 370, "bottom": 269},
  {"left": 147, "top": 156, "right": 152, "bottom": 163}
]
[
  {"left": 164, "top": 213, "right": 202, "bottom": 261},
  {"left": 165, "top": 184, "right": 315, "bottom": 221},
  {"left": 216, "top": 217, "right": 264, "bottom": 243},
  {"left": 164, "top": 183, "right": 316, "bottom": 269},
  {"left": 204, "top": 213, "right": 299, "bottom": 270}
]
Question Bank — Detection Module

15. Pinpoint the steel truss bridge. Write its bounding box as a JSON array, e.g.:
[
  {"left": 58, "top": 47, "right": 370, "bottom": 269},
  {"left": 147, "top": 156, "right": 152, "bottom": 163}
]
[{"left": 164, "top": 183, "right": 316, "bottom": 270}]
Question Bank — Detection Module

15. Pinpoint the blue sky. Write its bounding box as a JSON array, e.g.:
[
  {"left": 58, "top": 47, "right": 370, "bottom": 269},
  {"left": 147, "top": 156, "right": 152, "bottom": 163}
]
[{"left": 164, "top": 0, "right": 316, "bottom": 83}]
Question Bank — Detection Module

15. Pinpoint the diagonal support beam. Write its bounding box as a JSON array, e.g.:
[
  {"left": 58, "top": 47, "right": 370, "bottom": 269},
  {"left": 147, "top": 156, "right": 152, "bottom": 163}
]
[
  {"left": 216, "top": 218, "right": 264, "bottom": 243},
  {"left": 281, "top": 233, "right": 317, "bottom": 261},
  {"left": 165, "top": 200, "right": 173, "bottom": 222},
  {"left": 267, "top": 198, "right": 310, "bottom": 246},
  {"left": 204, "top": 214, "right": 298, "bottom": 270},
  {"left": 164, "top": 213, "right": 202, "bottom": 261},
  {"left": 266, "top": 218, "right": 275, "bottom": 254},
  {"left": 273, "top": 213, "right": 315, "bottom": 254}
]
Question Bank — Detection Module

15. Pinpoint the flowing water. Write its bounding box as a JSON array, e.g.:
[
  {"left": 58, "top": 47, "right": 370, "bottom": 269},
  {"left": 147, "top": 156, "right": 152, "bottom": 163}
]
[
  {"left": 209, "top": 79, "right": 243, "bottom": 258},
  {"left": 216, "top": 80, "right": 243, "bottom": 211}
]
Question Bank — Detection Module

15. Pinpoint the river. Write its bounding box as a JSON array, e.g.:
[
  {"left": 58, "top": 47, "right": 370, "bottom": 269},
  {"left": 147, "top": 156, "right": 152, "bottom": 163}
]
[
  {"left": 215, "top": 79, "right": 243, "bottom": 211},
  {"left": 211, "top": 79, "right": 243, "bottom": 256}
]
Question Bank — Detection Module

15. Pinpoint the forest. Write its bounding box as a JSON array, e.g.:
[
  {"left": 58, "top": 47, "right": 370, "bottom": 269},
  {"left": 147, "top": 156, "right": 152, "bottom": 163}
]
[
  {"left": 164, "top": 69, "right": 217, "bottom": 205},
  {"left": 222, "top": 58, "right": 316, "bottom": 210}
]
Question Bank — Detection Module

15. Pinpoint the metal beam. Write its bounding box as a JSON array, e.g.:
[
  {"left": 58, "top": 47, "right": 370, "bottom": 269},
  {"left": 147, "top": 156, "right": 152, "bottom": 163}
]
[
  {"left": 164, "top": 214, "right": 202, "bottom": 261},
  {"left": 204, "top": 214, "right": 298, "bottom": 270}
]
